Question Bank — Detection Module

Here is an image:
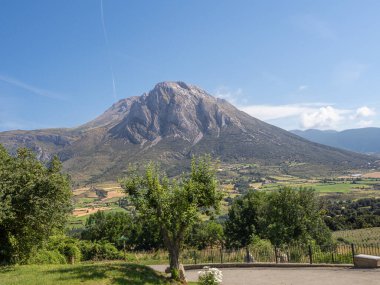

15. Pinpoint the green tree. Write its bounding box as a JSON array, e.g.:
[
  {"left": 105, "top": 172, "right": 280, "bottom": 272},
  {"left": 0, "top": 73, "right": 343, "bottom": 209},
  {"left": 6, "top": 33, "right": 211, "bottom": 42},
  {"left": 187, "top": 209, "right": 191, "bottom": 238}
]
[
  {"left": 81, "top": 211, "right": 133, "bottom": 249},
  {"left": 265, "top": 187, "right": 331, "bottom": 246},
  {"left": 122, "top": 156, "right": 222, "bottom": 280},
  {"left": 224, "top": 190, "right": 266, "bottom": 261},
  {"left": 186, "top": 220, "right": 224, "bottom": 249},
  {"left": 0, "top": 145, "right": 72, "bottom": 264}
]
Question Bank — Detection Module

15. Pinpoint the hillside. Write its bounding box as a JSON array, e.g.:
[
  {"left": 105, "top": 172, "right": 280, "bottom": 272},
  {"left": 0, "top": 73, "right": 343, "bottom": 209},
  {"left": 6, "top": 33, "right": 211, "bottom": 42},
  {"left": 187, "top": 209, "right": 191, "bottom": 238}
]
[
  {"left": 291, "top": 128, "right": 380, "bottom": 155},
  {"left": 0, "top": 82, "right": 376, "bottom": 183}
]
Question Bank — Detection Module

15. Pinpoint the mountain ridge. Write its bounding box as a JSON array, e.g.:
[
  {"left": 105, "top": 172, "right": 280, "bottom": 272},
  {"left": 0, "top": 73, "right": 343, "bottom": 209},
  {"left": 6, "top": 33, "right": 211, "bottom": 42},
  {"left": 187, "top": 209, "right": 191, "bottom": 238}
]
[
  {"left": 0, "top": 82, "right": 375, "bottom": 182},
  {"left": 291, "top": 128, "right": 380, "bottom": 155}
]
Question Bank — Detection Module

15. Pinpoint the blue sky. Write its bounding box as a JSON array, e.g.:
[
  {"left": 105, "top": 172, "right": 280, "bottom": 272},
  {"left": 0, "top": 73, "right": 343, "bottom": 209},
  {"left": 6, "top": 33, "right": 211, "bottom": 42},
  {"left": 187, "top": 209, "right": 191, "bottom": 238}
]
[{"left": 1, "top": 0, "right": 380, "bottom": 131}]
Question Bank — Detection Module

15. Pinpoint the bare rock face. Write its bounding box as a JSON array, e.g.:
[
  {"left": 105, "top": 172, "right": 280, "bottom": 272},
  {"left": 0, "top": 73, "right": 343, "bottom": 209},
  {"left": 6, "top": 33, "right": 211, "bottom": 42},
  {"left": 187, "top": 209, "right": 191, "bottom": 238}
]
[{"left": 108, "top": 82, "right": 236, "bottom": 144}]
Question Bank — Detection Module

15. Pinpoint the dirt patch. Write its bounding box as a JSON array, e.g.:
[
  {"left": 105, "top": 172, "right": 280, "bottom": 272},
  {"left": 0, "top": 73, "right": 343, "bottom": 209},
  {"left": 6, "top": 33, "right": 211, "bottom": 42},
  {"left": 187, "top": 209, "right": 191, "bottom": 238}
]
[
  {"left": 363, "top": 172, "right": 380, "bottom": 178},
  {"left": 73, "top": 207, "right": 111, "bottom": 217}
]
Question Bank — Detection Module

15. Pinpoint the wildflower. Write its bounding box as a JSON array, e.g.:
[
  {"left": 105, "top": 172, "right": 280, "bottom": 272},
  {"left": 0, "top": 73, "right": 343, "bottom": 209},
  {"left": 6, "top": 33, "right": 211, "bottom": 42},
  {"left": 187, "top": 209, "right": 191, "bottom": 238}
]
[{"left": 198, "top": 266, "right": 223, "bottom": 285}]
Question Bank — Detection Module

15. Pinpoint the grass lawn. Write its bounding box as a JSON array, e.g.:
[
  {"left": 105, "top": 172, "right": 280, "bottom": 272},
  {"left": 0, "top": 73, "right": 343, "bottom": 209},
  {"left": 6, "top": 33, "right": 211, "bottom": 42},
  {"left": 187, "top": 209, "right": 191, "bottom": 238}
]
[{"left": 0, "top": 262, "right": 198, "bottom": 285}]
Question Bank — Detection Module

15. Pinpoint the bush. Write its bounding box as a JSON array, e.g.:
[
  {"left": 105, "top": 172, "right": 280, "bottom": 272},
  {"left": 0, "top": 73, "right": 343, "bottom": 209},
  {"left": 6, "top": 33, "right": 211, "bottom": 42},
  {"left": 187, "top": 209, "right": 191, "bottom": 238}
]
[
  {"left": 79, "top": 240, "right": 122, "bottom": 261},
  {"left": 28, "top": 250, "right": 67, "bottom": 265},
  {"left": 249, "top": 238, "right": 273, "bottom": 262},
  {"left": 47, "top": 235, "right": 81, "bottom": 264}
]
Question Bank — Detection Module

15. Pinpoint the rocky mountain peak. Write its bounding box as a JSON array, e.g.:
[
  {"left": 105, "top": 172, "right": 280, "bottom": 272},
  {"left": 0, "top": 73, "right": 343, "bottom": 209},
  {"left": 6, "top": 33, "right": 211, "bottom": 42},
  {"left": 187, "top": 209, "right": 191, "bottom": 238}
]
[{"left": 109, "top": 82, "right": 237, "bottom": 144}]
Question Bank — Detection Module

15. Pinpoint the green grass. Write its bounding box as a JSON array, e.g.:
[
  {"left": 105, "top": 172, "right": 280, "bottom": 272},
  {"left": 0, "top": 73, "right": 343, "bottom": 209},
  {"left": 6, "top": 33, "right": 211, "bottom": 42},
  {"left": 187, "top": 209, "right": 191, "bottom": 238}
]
[{"left": 0, "top": 262, "right": 197, "bottom": 285}]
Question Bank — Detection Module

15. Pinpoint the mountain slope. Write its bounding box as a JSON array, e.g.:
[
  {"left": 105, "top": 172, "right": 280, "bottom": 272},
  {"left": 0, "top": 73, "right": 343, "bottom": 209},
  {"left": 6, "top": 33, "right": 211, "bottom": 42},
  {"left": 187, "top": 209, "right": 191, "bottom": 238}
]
[
  {"left": 0, "top": 82, "right": 375, "bottom": 182},
  {"left": 291, "top": 128, "right": 380, "bottom": 154}
]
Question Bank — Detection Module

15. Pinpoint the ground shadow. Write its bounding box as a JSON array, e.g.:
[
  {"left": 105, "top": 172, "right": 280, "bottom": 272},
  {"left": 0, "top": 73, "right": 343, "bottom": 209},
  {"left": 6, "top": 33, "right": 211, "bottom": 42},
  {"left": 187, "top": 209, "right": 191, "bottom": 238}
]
[{"left": 47, "top": 262, "right": 171, "bottom": 285}]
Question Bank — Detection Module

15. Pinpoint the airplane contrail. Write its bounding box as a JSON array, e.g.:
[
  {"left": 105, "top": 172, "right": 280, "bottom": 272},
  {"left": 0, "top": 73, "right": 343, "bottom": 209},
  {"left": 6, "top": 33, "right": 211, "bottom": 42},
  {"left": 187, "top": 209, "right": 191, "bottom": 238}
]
[
  {"left": 100, "top": 0, "right": 117, "bottom": 100},
  {"left": 0, "top": 74, "right": 64, "bottom": 100}
]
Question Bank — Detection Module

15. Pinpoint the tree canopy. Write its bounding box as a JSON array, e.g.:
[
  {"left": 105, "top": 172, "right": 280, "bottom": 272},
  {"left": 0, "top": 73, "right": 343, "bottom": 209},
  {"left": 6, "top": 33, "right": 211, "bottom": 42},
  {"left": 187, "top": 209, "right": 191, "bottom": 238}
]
[
  {"left": 225, "top": 187, "right": 332, "bottom": 249},
  {"left": 121, "top": 156, "right": 223, "bottom": 280},
  {"left": 0, "top": 145, "right": 72, "bottom": 264}
]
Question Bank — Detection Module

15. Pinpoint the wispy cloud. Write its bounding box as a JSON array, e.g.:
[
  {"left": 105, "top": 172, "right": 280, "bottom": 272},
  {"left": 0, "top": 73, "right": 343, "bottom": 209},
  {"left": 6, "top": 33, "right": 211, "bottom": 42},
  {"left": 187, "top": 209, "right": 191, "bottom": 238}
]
[
  {"left": 298, "top": 85, "right": 309, "bottom": 91},
  {"left": 214, "top": 86, "right": 244, "bottom": 105},
  {"left": 241, "top": 103, "right": 323, "bottom": 121},
  {"left": 293, "top": 14, "right": 336, "bottom": 40},
  {"left": 0, "top": 74, "right": 64, "bottom": 100},
  {"left": 332, "top": 62, "right": 368, "bottom": 85}
]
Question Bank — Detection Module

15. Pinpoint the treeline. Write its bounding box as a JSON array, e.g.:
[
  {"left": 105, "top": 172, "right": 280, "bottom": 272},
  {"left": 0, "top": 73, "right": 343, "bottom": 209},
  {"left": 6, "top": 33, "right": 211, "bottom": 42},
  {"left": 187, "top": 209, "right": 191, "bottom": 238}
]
[
  {"left": 77, "top": 187, "right": 331, "bottom": 253},
  {"left": 324, "top": 198, "right": 380, "bottom": 230}
]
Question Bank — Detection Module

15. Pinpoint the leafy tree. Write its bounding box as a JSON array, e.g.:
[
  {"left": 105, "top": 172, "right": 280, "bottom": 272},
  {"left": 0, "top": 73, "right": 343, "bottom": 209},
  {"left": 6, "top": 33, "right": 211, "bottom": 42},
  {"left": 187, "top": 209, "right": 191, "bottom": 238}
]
[
  {"left": 224, "top": 190, "right": 265, "bottom": 261},
  {"left": 0, "top": 145, "right": 72, "bottom": 264},
  {"left": 81, "top": 211, "right": 133, "bottom": 249},
  {"left": 265, "top": 187, "right": 331, "bottom": 246},
  {"left": 122, "top": 156, "right": 222, "bottom": 280},
  {"left": 186, "top": 220, "right": 224, "bottom": 249}
]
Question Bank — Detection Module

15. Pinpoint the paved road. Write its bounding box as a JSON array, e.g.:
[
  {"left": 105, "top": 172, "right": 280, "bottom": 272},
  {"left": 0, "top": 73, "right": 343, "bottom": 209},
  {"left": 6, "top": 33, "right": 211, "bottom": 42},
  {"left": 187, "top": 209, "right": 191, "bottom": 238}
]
[{"left": 150, "top": 265, "right": 380, "bottom": 285}]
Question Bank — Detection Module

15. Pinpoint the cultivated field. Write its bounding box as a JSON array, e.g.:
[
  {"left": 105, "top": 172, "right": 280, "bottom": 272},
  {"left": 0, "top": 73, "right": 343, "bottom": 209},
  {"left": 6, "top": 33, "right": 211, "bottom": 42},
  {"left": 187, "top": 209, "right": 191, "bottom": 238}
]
[
  {"left": 333, "top": 227, "right": 380, "bottom": 245},
  {"left": 69, "top": 165, "right": 380, "bottom": 229}
]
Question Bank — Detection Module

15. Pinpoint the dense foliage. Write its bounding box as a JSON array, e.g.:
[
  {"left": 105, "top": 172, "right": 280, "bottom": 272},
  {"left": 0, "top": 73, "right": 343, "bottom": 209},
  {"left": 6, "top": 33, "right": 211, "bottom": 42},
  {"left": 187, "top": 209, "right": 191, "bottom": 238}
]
[
  {"left": 81, "top": 211, "right": 163, "bottom": 250},
  {"left": 324, "top": 198, "right": 380, "bottom": 230},
  {"left": 186, "top": 220, "right": 224, "bottom": 249},
  {"left": 0, "top": 146, "right": 72, "bottom": 264},
  {"left": 225, "top": 187, "right": 332, "bottom": 248},
  {"left": 225, "top": 190, "right": 265, "bottom": 248}
]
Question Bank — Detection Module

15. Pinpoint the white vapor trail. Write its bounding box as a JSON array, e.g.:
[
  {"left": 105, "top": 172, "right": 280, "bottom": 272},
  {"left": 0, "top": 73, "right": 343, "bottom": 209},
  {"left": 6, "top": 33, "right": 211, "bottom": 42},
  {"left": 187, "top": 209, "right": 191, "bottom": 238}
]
[
  {"left": 100, "top": 0, "right": 117, "bottom": 100},
  {"left": 0, "top": 74, "right": 64, "bottom": 100}
]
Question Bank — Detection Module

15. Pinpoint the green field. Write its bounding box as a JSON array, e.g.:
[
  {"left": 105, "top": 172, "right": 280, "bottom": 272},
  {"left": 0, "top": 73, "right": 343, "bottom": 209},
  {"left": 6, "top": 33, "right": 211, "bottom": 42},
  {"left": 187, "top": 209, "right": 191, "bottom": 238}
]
[{"left": 0, "top": 262, "right": 197, "bottom": 285}]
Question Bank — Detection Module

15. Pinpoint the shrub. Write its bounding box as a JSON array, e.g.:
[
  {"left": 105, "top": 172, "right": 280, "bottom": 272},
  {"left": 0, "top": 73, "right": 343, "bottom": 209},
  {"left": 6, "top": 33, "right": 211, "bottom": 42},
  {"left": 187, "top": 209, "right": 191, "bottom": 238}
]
[
  {"left": 28, "top": 250, "right": 66, "bottom": 265},
  {"left": 79, "top": 240, "right": 122, "bottom": 261},
  {"left": 47, "top": 235, "right": 81, "bottom": 264}
]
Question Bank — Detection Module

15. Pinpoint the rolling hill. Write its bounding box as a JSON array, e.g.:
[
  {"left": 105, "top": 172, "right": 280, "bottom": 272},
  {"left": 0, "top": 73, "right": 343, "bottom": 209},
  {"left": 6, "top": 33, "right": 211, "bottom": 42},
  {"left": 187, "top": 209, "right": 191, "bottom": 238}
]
[{"left": 0, "top": 82, "right": 375, "bottom": 182}]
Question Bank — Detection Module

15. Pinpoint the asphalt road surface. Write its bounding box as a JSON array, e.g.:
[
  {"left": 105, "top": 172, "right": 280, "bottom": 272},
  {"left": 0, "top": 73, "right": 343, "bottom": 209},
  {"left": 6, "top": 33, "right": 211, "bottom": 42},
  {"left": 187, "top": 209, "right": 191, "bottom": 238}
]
[{"left": 150, "top": 265, "right": 380, "bottom": 285}]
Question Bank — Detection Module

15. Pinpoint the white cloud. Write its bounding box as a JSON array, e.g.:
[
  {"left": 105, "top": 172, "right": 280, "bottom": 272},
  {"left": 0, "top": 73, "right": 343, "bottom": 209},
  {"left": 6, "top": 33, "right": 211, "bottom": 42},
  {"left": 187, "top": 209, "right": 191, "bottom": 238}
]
[
  {"left": 355, "top": 106, "right": 376, "bottom": 118},
  {"left": 357, "top": 120, "right": 374, "bottom": 128},
  {"left": 241, "top": 104, "right": 318, "bottom": 121},
  {"left": 300, "top": 106, "right": 348, "bottom": 130},
  {"left": 239, "top": 103, "right": 377, "bottom": 130}
]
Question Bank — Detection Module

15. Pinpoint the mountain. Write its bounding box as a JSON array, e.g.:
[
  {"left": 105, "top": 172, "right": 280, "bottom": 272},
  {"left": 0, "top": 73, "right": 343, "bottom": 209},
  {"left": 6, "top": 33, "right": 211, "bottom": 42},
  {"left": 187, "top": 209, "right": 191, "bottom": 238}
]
[
  {"left": 0, "top": 82, "right": 375, "bottom": 182},
  {"left": 291, "top": 128, "right": 380, "bottom": 155}
]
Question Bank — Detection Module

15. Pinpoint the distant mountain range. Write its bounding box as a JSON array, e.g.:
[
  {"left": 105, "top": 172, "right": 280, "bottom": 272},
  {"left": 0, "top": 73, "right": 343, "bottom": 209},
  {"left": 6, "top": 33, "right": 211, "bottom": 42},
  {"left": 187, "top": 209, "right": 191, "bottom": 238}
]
[
  {"left": 0, "top": 82, "right": 375, "bottom": 183},
  {"left": 291, "top": 128, "right": 380, "bottom": 155}
]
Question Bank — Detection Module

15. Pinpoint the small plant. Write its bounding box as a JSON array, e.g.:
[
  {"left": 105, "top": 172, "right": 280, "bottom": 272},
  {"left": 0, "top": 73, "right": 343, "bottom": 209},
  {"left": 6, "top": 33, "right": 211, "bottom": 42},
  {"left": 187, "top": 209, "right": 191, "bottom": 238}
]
[{"left": 198, "top": 266, "right": 223, "bottom": 285}]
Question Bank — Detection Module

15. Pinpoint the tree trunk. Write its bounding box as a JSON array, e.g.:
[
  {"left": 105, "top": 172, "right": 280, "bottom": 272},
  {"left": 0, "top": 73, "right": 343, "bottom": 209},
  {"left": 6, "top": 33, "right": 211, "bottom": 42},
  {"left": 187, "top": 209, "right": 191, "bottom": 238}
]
[{"left": 168, "top": 243, "right": 180, "bottom": 279}]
